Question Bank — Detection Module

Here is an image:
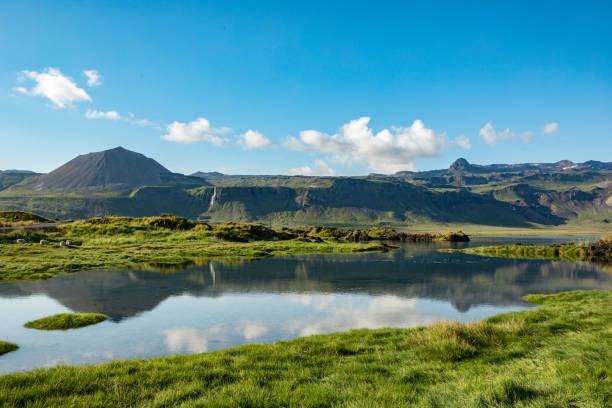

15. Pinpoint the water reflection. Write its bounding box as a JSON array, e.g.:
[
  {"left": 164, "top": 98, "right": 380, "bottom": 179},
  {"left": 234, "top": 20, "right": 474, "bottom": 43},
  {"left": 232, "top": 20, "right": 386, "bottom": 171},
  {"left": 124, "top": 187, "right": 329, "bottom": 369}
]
[
  {"left": 284, "top": 295, "right": 438, "bottom": 336},
  {"left": 0, "top": 238, "right": 610, "bottom": 373},
  {"left": 1, "top": 248, "right": 607, "bottom": 319}
]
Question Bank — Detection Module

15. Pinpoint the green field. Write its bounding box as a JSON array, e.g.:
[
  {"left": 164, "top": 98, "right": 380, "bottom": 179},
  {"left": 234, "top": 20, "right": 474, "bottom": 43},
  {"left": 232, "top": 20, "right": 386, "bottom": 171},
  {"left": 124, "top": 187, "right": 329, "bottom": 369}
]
[{"left": 0, "top": 290, "right": 610, "bottom": 407}]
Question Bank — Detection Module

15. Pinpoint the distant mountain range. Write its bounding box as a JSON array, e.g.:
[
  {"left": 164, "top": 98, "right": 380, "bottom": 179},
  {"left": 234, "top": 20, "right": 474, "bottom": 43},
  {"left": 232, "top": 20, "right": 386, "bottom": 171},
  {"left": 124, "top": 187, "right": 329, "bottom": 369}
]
[{"left": 0, "top": 147, "right": 610, "bottom": 228}]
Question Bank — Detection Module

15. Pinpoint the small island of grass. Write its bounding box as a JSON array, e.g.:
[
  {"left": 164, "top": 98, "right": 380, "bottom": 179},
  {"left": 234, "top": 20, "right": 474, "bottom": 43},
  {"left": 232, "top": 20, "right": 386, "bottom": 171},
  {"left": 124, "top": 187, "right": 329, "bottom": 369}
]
[
  {"left": 444, "top": 235, "right": 612, "bottom": 266},
  {"left": 24, "top": 313, "right": 108, "bottom": 330},
  {"left": 0, "top": 341, "right": 18, "bottom": 356}
]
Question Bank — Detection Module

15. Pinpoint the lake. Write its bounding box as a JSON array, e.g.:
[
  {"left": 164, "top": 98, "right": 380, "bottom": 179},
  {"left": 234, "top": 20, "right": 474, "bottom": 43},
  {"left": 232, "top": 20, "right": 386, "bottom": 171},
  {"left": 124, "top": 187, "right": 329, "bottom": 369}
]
[{"left": 1, "top": 236, "right": 610, "bottom": 374}]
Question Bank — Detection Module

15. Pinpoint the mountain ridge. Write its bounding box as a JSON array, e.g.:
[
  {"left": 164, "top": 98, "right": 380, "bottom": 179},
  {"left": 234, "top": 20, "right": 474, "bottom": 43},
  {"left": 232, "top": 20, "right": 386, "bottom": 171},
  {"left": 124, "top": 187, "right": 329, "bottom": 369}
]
[{"left": 0, "top": 148, "right": 610, "bottom": 228}]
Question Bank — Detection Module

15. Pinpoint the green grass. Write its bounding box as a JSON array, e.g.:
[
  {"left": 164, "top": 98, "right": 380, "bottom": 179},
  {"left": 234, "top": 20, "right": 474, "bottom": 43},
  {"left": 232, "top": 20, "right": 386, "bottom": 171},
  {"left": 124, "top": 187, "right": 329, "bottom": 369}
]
[
  {"left": 0, "top": 210, "right": 51, "bottom": 223},
  {"left": 0, "top": 215, "right": 390, "bottom": 282},
  {"left": 0, "top": 341, "right": 18, "bottom": 356},
  {"left": 0, "top": 289, "right": 610, "bottom": 407},
  {"left": 24, "top": 313, "right": 108, "bottom": 331},
  {"left": 449, "top": 236, "right": 612, "bottom": 266},
  {"left": 457, "top": 244, "right": 589, "bottom": 261}
]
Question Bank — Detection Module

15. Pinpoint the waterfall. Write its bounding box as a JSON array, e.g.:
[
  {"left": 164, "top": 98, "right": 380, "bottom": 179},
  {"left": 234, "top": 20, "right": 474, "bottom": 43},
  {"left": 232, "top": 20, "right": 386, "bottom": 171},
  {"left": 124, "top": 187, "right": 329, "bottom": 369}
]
[{"left": 209, "top": 187, "right": 217, "bottom": 207}]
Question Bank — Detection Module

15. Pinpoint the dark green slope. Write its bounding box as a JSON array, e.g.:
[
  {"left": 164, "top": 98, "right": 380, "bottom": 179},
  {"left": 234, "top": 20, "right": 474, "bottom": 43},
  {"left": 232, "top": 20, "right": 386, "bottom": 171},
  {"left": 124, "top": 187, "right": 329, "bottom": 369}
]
[{"left": 0, "top": 171, "right": 38, "bottom": 191}]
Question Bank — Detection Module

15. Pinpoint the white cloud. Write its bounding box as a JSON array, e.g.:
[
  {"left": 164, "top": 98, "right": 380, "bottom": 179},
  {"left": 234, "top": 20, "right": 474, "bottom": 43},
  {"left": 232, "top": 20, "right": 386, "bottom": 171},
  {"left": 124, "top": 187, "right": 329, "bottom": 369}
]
[
  {"left": 288, "top": 159, "right": 335, "bottom": 176},
  {"left": 85, "top": 109, "right": 120, "bottom": 120},
  {"left": 479, "top": 122, "right": 544, "bottom": 146},
  {"left": 479, "top": 122, "right": 514, "bottom": 147},
  {"left": 14, "top": 67, "right": 91, "bottom": 108},
  {"left": 84, "top": 109, "right": 157, "bottom": 128},
  {"left": 284, "top": 117, "right": 449, "bottom": 173},
  {"left": 162, "top": 117, "right": 231, "bottom": 145},
  {"left": 454, "top": 135, "right": 471, "bottom": 150},
  {"left": 237, "top": 130, "right": 271, "bottom": 149},
  {"left": 543, "top": 122, "right": 559, "bottom": 134},
  {"left": 83, "top": 69, "right": 101, "bottom": 87},
  {"left": 125, "top": 112, "right": 156, "bottom": 127}
]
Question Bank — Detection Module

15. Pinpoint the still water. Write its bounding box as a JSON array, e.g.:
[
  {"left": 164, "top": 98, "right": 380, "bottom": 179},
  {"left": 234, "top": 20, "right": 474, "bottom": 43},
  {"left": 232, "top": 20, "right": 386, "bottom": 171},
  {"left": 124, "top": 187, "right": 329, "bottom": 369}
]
[{"left": 1, "top": 236, "right": 610, "bottom": 373}]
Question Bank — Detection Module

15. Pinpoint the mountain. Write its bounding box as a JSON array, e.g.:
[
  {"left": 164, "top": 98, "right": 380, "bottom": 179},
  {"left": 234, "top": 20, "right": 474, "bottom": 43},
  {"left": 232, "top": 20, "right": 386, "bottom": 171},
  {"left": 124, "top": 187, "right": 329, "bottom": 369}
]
[
  {"left": 0, "top": 170, "right": 39, "bottom": 191},
  {"left": 22, "top": 147, "right": 204, "bottom": 192},
  {"left": 0, "top": 150, "right": 610, "bottom": 229},
  {"left": 0, "top": 170, "right": 37, "bottom": 174}
]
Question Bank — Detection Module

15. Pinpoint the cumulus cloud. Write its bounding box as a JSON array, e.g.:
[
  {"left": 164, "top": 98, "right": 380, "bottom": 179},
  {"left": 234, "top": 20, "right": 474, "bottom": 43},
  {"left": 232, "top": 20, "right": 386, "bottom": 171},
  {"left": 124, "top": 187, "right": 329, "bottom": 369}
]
[
  {"left": 284, "top": 117, "right": 449, "bottom": 173},
  {"left": 454, "top": 135, "right": 471, "bottom": 150},
  {"left": 288, "top": 159, "right": 335, "bottom": 176},
  {"left": 543, "top": 122, "right": 559, "bottom": 134},
  {"left": 237, "top": 130, "right": 272, "bottom": 149},
  {"left": 85, "top": 109, "right": 120, "bottom": 120},
  {"left": 162, "top": 117, "right": 231, "bottom": 145},
  {"left": 83, "top": 69, "right": 101, "bottom": 87},
  {"left": 14, "top": 67, "right": 91, "bottom": 108},
  {"left": 478, "top": 122, "right": 514, "bottom": 147}
]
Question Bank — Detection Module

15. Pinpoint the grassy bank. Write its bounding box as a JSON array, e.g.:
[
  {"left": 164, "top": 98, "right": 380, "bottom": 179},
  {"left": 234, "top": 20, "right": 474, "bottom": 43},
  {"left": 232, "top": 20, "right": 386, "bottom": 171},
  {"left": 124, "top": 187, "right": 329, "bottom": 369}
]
[
  {"left": 450, "top": 235, "right": 612, "bottom": 266},
  {"left": 0, "top": 342, "right": 18, "bottom": 357},
  {"left": 0, "top": 289, "right": 610, "bottom": 407},
  {"left": 0, "top": 210, "right": 52, "bottom": 228},
  {"left": 24, "top": 313, "right": 108, "bottom": 331},
  {"left": 0, "top": 215, "right": 397, "bottom": 283}
]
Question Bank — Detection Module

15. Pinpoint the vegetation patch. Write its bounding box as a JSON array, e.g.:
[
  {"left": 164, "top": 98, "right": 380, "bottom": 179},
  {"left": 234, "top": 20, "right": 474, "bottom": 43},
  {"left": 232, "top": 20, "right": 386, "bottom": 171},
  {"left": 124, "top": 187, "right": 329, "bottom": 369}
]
[
  {"left": 24, "top": 313, "right": 108, "bottom": 330},
  {"left": 0, "top": 341, "right": 18, "bottom": 356},
  {"left": 0, "top": 290, "right": 610, "bottom": 407},
  {"left": 0, "top": 211, "right": 53, "bottom": 228},
  {"left": 0, "top": 211, "right": 51, "bottom": 223},
  {"left": 286, "top": 225, "right": 469, "bottom": 243},
  {"left": 0, "top": 215, "right": 391, "bottom": 283},
  {"left": 449, "top": 235, "right": 612, "bottom": 265}
]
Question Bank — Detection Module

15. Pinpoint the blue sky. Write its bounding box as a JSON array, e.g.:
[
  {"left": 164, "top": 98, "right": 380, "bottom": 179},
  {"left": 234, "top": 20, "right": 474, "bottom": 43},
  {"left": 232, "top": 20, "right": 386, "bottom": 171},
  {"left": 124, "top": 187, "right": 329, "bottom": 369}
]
[{"left": 1, "top": 1, "right": 610, "bottom": 175}]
